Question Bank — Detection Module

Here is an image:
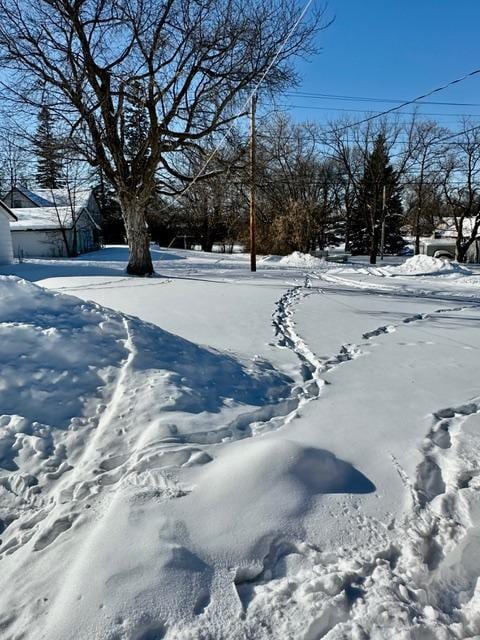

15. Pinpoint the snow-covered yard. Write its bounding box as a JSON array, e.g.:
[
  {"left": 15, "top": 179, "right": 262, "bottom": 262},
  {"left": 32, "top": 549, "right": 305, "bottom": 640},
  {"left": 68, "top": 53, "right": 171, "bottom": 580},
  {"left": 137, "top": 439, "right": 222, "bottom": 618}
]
[{"left": 1, "top": 247, "right": 480, "bottom": 639}]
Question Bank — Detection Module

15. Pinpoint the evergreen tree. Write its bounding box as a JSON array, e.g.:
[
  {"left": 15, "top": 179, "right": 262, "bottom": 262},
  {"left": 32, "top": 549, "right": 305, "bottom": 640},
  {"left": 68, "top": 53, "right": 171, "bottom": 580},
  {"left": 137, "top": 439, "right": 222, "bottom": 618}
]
[
  {"left": 34, "top": 105, "right": 65, "bottom": 189},
  {"left": 123, "top": 82, "right": 150, "bottom": 163},
  {"left": 94, "top": 173, "right": 126, "bottom": 244},
  {"left": 349, "top": 134, "right": 404, "bottom": 263}
]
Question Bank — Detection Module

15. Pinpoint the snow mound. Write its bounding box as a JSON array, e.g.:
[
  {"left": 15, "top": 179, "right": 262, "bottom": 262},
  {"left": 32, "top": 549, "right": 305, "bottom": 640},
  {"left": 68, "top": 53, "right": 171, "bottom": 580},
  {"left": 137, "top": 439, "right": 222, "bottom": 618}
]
[
  {"left": 384, "top": 255, "right": 471, "bottom": 276},
  {"left": 0, "top": 276, "right": 294, "bottom": 638},
  {"left": 262, "top": 252, "right": 325, "bottom": 269}
]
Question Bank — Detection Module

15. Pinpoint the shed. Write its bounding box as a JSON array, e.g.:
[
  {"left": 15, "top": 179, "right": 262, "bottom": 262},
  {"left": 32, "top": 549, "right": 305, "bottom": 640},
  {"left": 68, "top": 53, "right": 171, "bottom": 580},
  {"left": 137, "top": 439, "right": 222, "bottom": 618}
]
[
  {"left": 0, "top": 200, "right": 18, "bottom": 264},
  {"left": 7, "top": 187, "right": 102, "bottom": 258}
]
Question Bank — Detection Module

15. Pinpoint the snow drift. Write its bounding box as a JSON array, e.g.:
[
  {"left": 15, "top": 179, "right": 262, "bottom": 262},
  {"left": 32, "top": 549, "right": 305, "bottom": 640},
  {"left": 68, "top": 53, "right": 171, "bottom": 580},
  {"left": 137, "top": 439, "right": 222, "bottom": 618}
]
[
  {"left": 383, "top": 254, "right": 471, "bottom": 277},
  {"left": 261, "top": 251, "right": 326, "bottom": 269},
  {"left": 1, "top": 276, "right": 374, "bottom": 639},
  {"left": 2, "top": 262, "right": 480, "bottom": 640},
  {"left": 0, "top": 276, "right": 299, "bottom": 639}
]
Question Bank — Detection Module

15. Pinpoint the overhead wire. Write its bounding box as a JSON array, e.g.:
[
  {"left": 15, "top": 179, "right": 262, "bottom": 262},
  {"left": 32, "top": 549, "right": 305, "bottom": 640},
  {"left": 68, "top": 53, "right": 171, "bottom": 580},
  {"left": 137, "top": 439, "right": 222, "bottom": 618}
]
[
  {"left": 283, "top": 91, "right": 480, "bottom": 108},
  {"left": 294, "top": 66, "right": 480, "bottom": 137},
  {"left": 157, "top": 0, "right": 316, "bottom": 210},
  {"left": 270, "top": 103, "right": 480, "bottom": 119}
]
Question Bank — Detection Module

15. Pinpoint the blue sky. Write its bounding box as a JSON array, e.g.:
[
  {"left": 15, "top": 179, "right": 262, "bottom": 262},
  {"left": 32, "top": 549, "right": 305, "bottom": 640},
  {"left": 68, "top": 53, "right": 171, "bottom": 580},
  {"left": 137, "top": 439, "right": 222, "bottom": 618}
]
[{"left": 279, "top": 0, "right": 480, "bottom": 127}]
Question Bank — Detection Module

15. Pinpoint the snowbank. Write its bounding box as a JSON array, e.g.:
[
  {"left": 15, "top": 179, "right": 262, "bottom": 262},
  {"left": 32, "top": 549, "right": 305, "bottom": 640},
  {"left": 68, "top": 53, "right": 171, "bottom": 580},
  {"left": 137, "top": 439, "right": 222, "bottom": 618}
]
[
  {"left": 262, "top": 251, "right": 325, "bottom": 269},
  {"left": 0, "top": 275, "right": 295, "bottom": 639},
  {"left": 384, "top": 254, "right": 471, "bottom": 276},
  {"left": 2, "top": 256, "right": 480, "bottom": 639}
]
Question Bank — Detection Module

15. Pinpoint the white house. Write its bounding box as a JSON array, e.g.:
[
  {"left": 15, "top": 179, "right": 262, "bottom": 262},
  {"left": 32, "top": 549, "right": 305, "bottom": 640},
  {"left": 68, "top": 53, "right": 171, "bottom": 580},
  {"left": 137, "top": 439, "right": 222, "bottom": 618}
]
[
  {"left": 0, "top": 200, "right": 17, "bottom": 264},
  {"left": 5, "top": 186, "right": 102, "bottom": 259}
]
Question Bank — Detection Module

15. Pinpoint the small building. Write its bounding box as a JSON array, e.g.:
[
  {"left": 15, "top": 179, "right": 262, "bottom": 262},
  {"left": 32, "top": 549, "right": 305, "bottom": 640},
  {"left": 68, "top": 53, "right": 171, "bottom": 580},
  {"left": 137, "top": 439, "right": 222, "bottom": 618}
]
[
  {"left": 0, "top": 200, "right": 17, "bottom": 264},
  {"left": 5, "top": 186, "right": 102, "bottom": 258}
]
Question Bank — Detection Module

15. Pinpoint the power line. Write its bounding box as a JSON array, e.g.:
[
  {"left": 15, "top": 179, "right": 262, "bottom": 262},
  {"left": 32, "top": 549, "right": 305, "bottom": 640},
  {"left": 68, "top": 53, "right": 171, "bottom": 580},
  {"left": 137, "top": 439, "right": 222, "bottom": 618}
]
[
  {"left": 319, "top": 66, "right": 480, "bottom": 136},
  {"left": 388, "top": 124, "right": 480, "bottom": 158},
  {"left": 271, "top": 103, "right": 480, "bottom": 119},
  {"left": 283, "top": 91, "right": 480, "bottom": 108}
]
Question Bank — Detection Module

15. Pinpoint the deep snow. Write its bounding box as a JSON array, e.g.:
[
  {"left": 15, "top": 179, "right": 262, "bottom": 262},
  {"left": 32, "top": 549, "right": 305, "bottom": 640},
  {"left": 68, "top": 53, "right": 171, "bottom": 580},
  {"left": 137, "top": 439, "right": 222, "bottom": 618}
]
[{"left": 0, "top": 248, "right": 480, "bottom": 639}]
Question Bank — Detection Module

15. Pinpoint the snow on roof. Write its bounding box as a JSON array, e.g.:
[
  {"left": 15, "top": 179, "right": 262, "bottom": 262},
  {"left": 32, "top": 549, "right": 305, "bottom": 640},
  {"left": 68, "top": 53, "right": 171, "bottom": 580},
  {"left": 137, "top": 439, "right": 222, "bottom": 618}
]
[
  {"left": 13, "top": 185, "right": 92, "bottom": 210},
  {"left": 11, "top": 206, "right": 83, "bottom": 231},
  {"left": 33, "top": 188, "right": 92, "bottom": 210},
  {"left": 10, "top": 188, "right": 95, "bottom": 231},
  {"left": 436, "top": 217, "right": 479, "bottom": 238}
]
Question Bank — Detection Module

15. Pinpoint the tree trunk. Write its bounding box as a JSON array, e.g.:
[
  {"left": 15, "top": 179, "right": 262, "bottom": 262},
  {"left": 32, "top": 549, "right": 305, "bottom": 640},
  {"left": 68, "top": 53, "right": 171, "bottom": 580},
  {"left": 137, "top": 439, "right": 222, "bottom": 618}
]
[
  {"left": 369, "top": 227, "right": 378, "bottom": 264},
  {"left": 414, "top": 208, "right": 421, "bottom": 255},
  {"left": 344, "top": 209, "right": 351, "bottom": 252},
  {"left": 119, "top": 194, "right": 154, "bottom": 276},
  {"left": 202, "top": 239, "right": 214, "bottom": 252},
  {"left": 456, "top": 239, "right": 468, "bottom": 263},
  {"left": 58, "top": 225, "right": 73, "bottom": 258}
]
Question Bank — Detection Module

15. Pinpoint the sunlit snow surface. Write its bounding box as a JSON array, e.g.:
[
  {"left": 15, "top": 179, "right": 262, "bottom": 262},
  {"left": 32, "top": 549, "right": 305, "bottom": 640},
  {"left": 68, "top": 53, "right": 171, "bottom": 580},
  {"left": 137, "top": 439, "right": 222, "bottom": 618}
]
[{"left": 1, "top": 248, "right": 480, "bottom": 639}]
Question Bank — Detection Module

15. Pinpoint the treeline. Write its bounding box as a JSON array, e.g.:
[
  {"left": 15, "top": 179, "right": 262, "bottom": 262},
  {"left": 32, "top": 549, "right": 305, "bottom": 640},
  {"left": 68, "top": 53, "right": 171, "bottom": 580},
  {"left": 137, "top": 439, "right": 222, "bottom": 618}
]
[
  {"left": 134, "top": 112, "right": 480, "bottom": 263},
  {"left": 2, "top": 108, "right": 480, "bottom": 263}
]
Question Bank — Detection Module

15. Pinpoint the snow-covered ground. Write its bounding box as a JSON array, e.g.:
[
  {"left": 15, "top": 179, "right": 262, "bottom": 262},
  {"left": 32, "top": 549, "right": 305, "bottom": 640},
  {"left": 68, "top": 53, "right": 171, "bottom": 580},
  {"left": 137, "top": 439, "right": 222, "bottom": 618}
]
[{"left": 1, "top": 247, "right": 480, "bottom": 639}]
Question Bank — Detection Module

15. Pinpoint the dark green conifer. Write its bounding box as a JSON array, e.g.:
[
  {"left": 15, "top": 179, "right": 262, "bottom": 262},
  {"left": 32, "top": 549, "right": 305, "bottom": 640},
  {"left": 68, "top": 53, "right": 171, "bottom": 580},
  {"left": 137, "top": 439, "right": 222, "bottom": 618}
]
[
  {"left": 34, "top": 105, "right": 65, "bottom": 189},
  {"left": 350, "top": 134, "right": 404, "bottom": 262}
]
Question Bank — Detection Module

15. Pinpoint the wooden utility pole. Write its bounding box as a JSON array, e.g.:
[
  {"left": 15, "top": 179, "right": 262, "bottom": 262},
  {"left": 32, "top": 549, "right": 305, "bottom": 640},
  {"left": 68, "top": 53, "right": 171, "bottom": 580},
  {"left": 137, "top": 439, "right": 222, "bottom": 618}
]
[
  {"left": 380, "top": 184, "right": 386, "bottom": 261},
  {"left": 249, "top": 93, "right": 257, "bottom": 272}
]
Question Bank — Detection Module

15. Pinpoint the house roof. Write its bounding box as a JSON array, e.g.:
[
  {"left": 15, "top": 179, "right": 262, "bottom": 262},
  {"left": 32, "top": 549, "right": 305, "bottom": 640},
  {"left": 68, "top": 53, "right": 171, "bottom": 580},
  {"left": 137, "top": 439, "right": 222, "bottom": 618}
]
[
  {"left": 12, "top": 186, "right": 92, "bottom": 211},
  {"left": 435, "top": 217, "right": 479, "bottom": 238},
  {"left": 9, "top": 187, "right": 97, "bottom": 231},
  {"left": 0, "top": 199, "right": 18, "bottom": 221},
  {"left": 10, "top": 206, "right": 94, "bottom": 231},
  {"left": 13, "top": 186, "right": 54, "bottom": 207}
]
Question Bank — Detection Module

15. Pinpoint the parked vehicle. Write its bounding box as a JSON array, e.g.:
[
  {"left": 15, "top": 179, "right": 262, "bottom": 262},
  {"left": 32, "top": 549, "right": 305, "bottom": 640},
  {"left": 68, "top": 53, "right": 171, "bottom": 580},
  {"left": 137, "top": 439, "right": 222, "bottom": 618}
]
[{"left": 419, "top": 239, "right": 456, "bottom": 260}]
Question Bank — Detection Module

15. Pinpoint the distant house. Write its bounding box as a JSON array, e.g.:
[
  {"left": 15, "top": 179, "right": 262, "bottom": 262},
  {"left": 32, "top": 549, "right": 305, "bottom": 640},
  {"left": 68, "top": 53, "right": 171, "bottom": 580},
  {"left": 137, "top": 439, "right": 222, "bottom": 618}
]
[
  {"left": 433, "top": 217, "right": 478, "bottom": 240},
  {"left": 5, "top": 186, "right": 102, "bottom": 258},
  {"left": 0, "top": 200, "right": 17, "bottom": 264}
]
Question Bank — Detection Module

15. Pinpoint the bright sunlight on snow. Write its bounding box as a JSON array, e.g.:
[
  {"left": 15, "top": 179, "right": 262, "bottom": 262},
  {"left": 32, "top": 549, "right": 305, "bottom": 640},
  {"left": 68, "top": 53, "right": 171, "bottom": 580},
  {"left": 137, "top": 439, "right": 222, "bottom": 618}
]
[{"left": 1, "top": 247, "right": 480, "bottom": 639}]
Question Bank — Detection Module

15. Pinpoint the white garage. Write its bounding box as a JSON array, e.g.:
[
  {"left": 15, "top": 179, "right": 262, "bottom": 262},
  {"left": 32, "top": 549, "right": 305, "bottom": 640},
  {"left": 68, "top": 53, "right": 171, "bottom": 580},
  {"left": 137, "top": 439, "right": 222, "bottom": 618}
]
[{"left": 0, "top": 201, "right": 17, "bottom": 264}]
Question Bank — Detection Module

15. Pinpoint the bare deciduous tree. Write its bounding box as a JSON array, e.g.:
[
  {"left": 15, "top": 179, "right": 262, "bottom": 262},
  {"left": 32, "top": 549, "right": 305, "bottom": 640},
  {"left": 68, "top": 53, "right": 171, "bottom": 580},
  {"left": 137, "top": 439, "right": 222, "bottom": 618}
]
[
  {"left": 0, "top": 0, "right": 324, "bottom": 274},
  {"left": 0, "top": 129, "right": 31, "bottom": 199},
  {"left": 253, "top": 115, "right": 342, "bottom": 253},
  {"left": 402, "top": 120, "right": 448, "bottom": 253},
  {"left": 441, "top": 123, "right": 480, "bottom": 262}
]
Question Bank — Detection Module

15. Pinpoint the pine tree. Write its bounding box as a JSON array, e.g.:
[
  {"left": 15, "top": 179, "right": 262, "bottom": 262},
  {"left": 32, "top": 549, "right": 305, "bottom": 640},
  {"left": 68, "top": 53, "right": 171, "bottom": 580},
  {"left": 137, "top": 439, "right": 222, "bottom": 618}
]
[
  {"left": 95, "top": 175, "right": 126, "bottom": 244},
  {"left": 123, "top": 82, "right": 150, "bottom": 163},
  {"left": 34, "top": 105, "right": 65, "bottom": 189},
  {"left": 350, "top": 134, "right": 404, "bottom": 263}
]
